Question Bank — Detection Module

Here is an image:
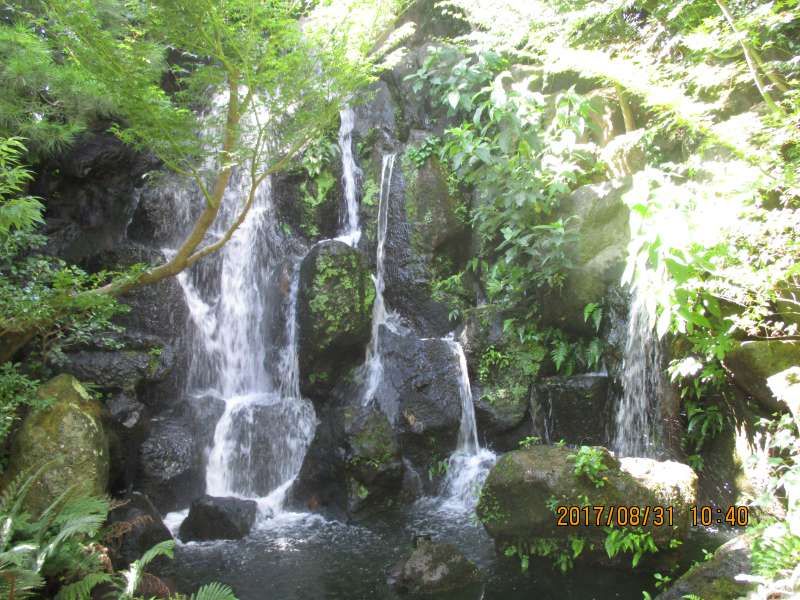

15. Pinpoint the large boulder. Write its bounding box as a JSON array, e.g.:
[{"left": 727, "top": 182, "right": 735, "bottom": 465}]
[
  {"left": 530, "top": 374, "right": 610, "bottom": 446},
  {"left": 107, "top": 492, "right": 173, "bottom": 569},
  {"left": 298, "top": 240, "right": 375, "bottom": 399},
  {"left": 388, "top": 538, "right": 481, "bottom": 595},
  {"left": 474, "top": 379, "right": 532, "bottom": 452},
  {"left": 62, "top": 345, "right": 174, "bottom": 392},
  {"left": 178, "top": 495, "right": 257, "bottom": 542},
  {"left": 138, "top": 419, "right": 203, "bottom": 513},
  {"left": 476, "top": 446, "right": 697, "bottom": 551},
  {"left": 4, "top": 374, "right": 110, "bottom": 515},
  {"left": 376, "top": 328, "right": 463, "bottom": 474},
  {"left": 725, "top": 340, "right": 800, "bottom": 412},
  {"left": 542, "top": 179, "right": 631, "bottom": 336},
  {"left": 655, "top": 534, "right": 755, "bottom": 600}
]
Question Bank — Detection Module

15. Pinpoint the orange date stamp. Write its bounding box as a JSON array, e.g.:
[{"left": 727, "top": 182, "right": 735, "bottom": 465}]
[
  {"left": 554, "top": 505, "right": 750, "bottom": 527},
  {"left": 555, "top": 505, "right": 674, "bottom": 527}
]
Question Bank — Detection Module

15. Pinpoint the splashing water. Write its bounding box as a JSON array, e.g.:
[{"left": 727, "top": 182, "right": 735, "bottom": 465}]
[
  {"left": 362, "top": 154, "right": 399, "bottom": 405},
  {"left": 335, "top": 107, "right": 362, "bottom": 247},
  {"left": 612, "top": 283, "right": 664, "bottom": 458}
]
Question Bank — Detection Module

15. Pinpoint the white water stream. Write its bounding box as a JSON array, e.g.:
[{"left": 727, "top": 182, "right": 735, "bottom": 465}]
[
  {"left": 612, "top": 284, "right": 664, "bottom": 458},
  {"left": 335, "top": 107, "right": 362, "bottom": 247},
  {"left": 166, "top": 99, "right": 315, "bottom": 523}
]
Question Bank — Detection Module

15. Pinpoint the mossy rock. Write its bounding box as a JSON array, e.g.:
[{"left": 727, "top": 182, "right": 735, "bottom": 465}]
[
  {"left": 3, "top": 374, "right": 110, "bottom": 515},
  {"left": 476, "top": 445, "right": 697, "bottom": 551},
  {"left": 390, "top": 538, "right": 481, "bottom": 595},
  {"left": 298, "top": 240, "right": 375, "bottom": 400},
  {"left": 655, "top": 534, "right": 755, "bottom": 600},
  {"left": 725, "top": 340, "right": 800, "bottom": 412}
]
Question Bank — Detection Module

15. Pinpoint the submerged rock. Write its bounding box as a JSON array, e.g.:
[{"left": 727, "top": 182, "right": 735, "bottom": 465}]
[
  {"left": 178, "top": 495, "right": 258, "bottom": 542},
  {"left": 655, "top": 534, "right": 755, "bottom": 600},
  {"left": 476, "top": 445, "right": 697, "bottom": 551},
  {"left": 389, "top": 538, "right": 481, "bottom": 595},
  {"left": 107, "top": 492, "right": 173, "bottom": 569},
  {"left": 530, "top": 374, "right": 610, "bottom": 446},
  {"left": 3, "top": 374, "right": 110, "bottom": 515},
  {"left": 298, "top": 240, "right": 375, "bottom": 400}
]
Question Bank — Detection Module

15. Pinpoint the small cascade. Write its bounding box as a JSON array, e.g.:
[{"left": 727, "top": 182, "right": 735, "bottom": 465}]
[
  {"left": 439, "top": 339, "right": 496, "bottom": 511},
  {"left": 335, "top": 107, "right": 362, "bottom": 247},
  {"left": 167, "top": 97, "right": 315, "bottom": 519},
  {"left": 362, "top": 154, "right": 398, "bottom": 405},
  {"left": 612, "top": 283, "right": 664, "bottom": 458}
]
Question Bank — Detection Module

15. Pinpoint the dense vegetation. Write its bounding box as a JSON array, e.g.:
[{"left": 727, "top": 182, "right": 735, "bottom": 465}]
[{"left": 0, "top": 0, "right": 798, "bottom": 598}]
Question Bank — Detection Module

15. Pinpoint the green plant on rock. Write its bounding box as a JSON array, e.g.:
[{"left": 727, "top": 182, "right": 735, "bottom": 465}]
[
  {"left": 405, "top": 136, "right": 441, "bottom": 168},
  {"left": 603, "top": 527, "right": 659, "bottom": 568},
  {"left": 518, "top": 436, "right": 542, "bottom": 449},
  {"left": 569, "top": 446, "right": 610, "bottom": 488}
]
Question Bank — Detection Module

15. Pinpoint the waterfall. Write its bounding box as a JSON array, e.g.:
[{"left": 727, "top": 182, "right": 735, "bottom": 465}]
[
  {"left": 335, "top": 107, "right": 362, "bottom": 247},
  {"left": 439, "top": 339, "right": 496, "bottom": 511},
  {"left": 611, "top": 283, "right": 664, "bottom": 458},
  {"left": 167, "top": 100, "right": 315, "bottom": 517},
  {"left": 362, "top": 154, "right": 398, "bottom": 405}
]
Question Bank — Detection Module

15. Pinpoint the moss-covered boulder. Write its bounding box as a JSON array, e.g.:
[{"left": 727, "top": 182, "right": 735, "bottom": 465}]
[
  {"left": 725, "top": 340, "right": 800, "bottom": 411},
  {"left": 4, "top": 374, "right": 109, "bottom": 515},
  {"left": 655, "top": 534, "right": 755, "bottom": 600},
  {"left": 298, "top": 240, "right": 375, "bottom": 399},
  {"left": 476, "top": 446, "right": 696, "bottom": 552}
]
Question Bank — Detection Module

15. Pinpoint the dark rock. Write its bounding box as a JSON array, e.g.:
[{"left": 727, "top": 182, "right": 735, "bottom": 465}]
[
  {"left": 3, "top": 374, "right": 110, "bottom": 515},
  {"left": 138, "top": 419, "right": 203, "bottom": 513},
  {"left": 291, "top": 375, "right": 406, "bottom": 518},
  {"left": 178, "top": 495, "right": 257, "bottom": 542},
  {"left": 33, "top": 132, "right": 155, "bottom": 265},
  {"left": 107, "top": 492, "right": 173, "bottom": 569},
  {"left": 290, "top": 401, "right": 349, "bottom": 519},
  {"left": 62, "top": 345, "right": 174, "bottom": 391},
  {"left": 298, "top": 240, "right": 375, "bottom": 400},
  {"left": 108, "top": 391, "right": 147, "bottom": 430},
  {"left": 343, "top": 405, "right": 404, "bottom": 513},
  {"left": 389, "top": 538, "right": 481, "bottom": 595},
  {"left": 655, "top": 534, "right": 755, "bottom": 600},
  {"left": 474, "top": 379, "right": 531, "bottom": 452},
  {"left": 376, "top": 328, "right": 462, "bottom": 474},
  {"left": 530, "top": 374, "right": 610, "bottom": 446},
  {"left": 476, "top": 446, "right": 697, "bottom": 552}
]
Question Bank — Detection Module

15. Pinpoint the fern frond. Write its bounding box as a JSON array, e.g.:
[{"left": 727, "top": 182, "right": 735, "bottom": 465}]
[
  {"left": 191, "top": 581, "right": 239, "bottom": 600},
  {"left": 54, "top": 572, "right": 113, "bottom": 600},
  {"left": 137, "top": 539, "right": 175, "bottom": 568}
]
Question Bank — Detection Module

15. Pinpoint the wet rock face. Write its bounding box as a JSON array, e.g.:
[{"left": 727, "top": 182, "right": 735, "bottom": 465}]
[
  {"left": 107, "top": 492, "right": 173, "bottom": 569},
  {"left": 3, "top": 374, "right": 110, "bottom": 516},
  {"left": 298, "top": 240, "right": 375, "bottom": 400},
  {"left": 138, "top": 419, "right": 203, "bottom": 513},
  {"left": 530, "top": 374, "right": 610, "bottom": 446},
  {"left": 388, "top": 538, "right": 481, "bottom": 595},
  {"left": 376, "top": 328, "right": 462, "bottom": 472},
  {"left": 178, "top": 495, "right": 257, "bottom": 542},
  {"left": 476, "top": 446, "right": 697, "bottom": 551}
]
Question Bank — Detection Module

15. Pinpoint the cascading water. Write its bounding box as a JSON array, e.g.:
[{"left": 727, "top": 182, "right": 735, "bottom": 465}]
[
  {"left": 336, "top": 107, "right": 362, "bottom": 247},
  {"left": 612, "top": 283, "right": 664, "bottom": 458},
  {"left": 168, "top": 100, "right": 315, "bottom": 518},
  {"left": 362, "top": 154, "right": 399, "bottom": 405},
  {"left": 439, "top": 339, "right": 496, "bottom": 511}
]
